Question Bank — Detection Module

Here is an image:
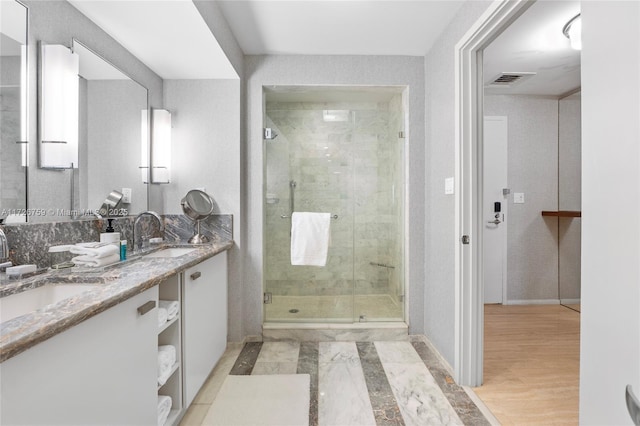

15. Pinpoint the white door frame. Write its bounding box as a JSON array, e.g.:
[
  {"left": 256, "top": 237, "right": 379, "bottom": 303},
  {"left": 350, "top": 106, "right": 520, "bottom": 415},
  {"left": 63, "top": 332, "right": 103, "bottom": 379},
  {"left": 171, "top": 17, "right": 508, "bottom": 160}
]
[{"left": 453, "top": 0, "right": 533, "bottom": 387}]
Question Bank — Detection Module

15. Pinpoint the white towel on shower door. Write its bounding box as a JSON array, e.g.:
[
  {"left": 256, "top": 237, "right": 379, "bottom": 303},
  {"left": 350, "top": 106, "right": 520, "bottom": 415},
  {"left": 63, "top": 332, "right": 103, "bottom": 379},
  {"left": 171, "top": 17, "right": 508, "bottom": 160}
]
[{"left": 290, "top": 212, "right": 331, "bottom": 267}]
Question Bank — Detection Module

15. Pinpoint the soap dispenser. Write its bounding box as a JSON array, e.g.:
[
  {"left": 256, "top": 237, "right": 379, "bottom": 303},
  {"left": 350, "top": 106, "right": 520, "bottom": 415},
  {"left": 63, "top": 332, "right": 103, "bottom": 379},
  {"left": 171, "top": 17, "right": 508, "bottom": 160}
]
[{"left": 100, "top": 219, "right": 121, "bottom": 245}]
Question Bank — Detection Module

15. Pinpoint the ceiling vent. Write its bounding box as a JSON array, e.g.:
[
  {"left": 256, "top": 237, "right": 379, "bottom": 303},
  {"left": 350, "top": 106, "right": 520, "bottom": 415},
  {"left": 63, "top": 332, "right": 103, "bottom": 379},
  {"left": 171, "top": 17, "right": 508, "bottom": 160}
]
[{"left": 487, "top": 72, "right": 536, "bottom": 88}]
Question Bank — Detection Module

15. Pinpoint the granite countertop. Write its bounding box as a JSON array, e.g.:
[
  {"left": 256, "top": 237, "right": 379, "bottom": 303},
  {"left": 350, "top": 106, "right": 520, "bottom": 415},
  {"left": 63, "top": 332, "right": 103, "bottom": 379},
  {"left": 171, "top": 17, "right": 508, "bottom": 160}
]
[{"left": 0, "top": 237, "right": 233, "bottom": 363}]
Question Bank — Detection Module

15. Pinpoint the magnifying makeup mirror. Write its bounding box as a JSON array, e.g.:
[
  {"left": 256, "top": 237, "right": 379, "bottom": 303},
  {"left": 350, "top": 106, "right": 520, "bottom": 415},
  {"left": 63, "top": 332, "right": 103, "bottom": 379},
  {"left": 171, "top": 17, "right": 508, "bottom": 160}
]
[{"left": 181, "top": 189, "right": 215, "bottom": 244}]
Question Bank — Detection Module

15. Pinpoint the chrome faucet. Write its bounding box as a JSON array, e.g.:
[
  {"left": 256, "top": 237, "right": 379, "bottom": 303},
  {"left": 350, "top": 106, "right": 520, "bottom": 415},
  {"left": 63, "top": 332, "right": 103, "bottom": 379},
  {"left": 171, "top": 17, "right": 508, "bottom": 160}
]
[
  {"left": 0, "top": 225, "right": 9, "bottom": 263},
  {"left": 133, "top": 211, "right": 163, "bottom": 250}
]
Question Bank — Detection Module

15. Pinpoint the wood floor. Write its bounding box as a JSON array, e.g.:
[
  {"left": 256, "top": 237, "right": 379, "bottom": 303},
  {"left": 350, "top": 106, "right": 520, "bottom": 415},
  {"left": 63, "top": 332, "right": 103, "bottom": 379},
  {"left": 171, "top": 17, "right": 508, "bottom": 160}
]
[{"left": 473, "top": 304, "right": 580, "bottom": 425}]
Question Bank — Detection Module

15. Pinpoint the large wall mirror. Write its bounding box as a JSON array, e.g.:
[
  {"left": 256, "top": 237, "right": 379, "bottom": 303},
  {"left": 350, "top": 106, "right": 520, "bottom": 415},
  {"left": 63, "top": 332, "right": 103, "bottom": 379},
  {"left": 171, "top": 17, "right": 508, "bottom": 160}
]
[
  {"left": 0, "top": 0, "right": 28, "bottom": 220},
  {"left": 29, "top": 38, "right": 149, "bottom": 223}
]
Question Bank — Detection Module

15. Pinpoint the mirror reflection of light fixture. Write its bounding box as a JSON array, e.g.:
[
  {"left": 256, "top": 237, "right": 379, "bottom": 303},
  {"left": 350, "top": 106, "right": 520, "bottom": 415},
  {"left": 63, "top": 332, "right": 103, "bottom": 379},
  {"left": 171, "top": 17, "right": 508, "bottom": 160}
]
[
  {"left": 562, "top": 13, "right": 582, "bottom": 51},
  {"left": 20, "top": 45, "right": 28, "bottom": 167},
  {"left": 38, "top": 43, "right": 79, "bottom": 169},
  {"left": 140, "top": 108, "right": 171, "bottom": 184}
]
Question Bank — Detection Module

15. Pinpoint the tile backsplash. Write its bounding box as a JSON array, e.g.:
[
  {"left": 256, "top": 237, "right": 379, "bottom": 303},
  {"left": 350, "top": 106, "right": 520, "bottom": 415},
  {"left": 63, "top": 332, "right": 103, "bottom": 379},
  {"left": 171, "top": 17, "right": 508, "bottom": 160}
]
[{"left": 2, "top": 214, "right": 232, "bottom": 269}]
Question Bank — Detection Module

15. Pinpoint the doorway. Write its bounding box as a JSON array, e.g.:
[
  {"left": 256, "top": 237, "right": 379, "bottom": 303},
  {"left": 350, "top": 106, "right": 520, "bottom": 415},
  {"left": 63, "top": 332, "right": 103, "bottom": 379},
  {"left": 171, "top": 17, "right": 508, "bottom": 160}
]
[{"left": 454, "top": 0, "right": 581, "bottom": 388}]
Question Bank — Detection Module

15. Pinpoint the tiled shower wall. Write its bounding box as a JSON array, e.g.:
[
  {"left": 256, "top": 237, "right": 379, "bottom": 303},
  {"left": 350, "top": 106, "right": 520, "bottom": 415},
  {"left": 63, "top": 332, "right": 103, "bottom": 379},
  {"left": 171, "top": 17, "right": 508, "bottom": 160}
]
[{"left": 264, "top": 97, "right": 404, "bottom": 309}]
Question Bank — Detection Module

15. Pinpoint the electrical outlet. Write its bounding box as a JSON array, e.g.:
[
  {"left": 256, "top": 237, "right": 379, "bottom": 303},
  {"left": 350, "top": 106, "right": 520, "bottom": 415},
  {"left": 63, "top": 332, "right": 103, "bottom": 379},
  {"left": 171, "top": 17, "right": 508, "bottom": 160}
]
[{"left": 122, "top": 188, "right": 132, "bottom": 204}]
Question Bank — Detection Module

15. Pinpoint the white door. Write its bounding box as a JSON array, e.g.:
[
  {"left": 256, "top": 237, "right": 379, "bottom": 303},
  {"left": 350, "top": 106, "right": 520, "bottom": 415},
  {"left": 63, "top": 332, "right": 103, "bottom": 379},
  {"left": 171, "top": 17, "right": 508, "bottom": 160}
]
[{"left": 483, "top": 116, "right": 508, "bottom": 304}]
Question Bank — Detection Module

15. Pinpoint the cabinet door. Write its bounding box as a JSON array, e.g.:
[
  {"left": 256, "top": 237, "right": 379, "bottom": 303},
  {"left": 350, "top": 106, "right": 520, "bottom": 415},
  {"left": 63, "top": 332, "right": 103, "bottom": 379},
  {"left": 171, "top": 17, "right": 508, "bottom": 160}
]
[
  {"left": 0, "top": 287, "right": 158, "bottom": 425},
  {"left": 183, "top": 251, "right": 228, "bottom": 406}
]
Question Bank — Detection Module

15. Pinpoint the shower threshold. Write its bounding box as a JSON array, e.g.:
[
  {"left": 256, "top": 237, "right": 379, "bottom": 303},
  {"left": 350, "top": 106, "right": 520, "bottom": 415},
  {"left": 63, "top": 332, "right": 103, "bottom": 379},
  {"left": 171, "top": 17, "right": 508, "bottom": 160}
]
[
  {"left": 264, "top": 294, "right": 403, "bottom": 322},
  {"left": 262, "top": 321, "right": 409, "bottom": 342},
  {"left": 263, "top": 294, "right": 407, "bottom": 341}
]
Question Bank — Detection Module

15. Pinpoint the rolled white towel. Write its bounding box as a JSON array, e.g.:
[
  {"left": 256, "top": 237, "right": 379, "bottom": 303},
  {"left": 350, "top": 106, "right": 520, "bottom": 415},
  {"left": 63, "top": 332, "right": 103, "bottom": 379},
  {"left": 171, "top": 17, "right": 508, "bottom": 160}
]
[
  {"left": 71, "top": 253, "right": 120, "bottom": 268},
  {"left": 159, "top": 300, "right": 179, "bottom": 320},
  {"left": 157, "top": 307, "right": 168, "bottom": 328},
  {"left": 157, "top": 345, "right": 176, "bottom": 386},
  {"left": 157, "top": 395, "right": 172, "bottom": 426},
  {"left": 70, "top": 243, "right": 119, "bottom": 258},
  {"left": 157, "top": 364, "right": 173, "bottom": 387}
]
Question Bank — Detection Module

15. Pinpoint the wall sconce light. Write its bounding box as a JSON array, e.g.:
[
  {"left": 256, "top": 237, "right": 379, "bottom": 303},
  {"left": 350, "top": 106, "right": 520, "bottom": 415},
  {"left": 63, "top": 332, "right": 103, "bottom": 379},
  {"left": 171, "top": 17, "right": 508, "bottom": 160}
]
[
  {"left": 140, "top": 108, "right": 171, "bottom": 184},
  {"left": 38, "top": 43, "right": 79, "bottom": 169},
  {"left": 562, "top": 14, "right": 582, "bottom": 51}
]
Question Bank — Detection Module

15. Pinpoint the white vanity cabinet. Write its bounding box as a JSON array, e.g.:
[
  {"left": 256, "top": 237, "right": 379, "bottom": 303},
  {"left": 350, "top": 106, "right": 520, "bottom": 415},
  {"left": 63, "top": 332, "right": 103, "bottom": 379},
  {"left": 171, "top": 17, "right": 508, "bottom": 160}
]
[
  {"left": 0, "top": 286, "right": 159, "bottom": 425},
  {"left": 182, "top": 251, "right": 228, "bottom": 406}
]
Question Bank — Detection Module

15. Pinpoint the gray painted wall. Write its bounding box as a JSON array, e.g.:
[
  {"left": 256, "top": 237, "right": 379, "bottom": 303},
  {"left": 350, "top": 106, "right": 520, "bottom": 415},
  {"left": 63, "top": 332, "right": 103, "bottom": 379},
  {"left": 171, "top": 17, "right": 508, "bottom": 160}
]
[
  {"left": 23, "top": 0, "right": 163, "bottom": 222},
  {"left": 558, "top": 93, "right": 581, "bottom": 302},
  {"left": 484, "top": 95, "right": 560, "bottom": 302},
  {"left": 161, "top": 79, "right": 243, "bottom": 342},
  {"left": 423, "top": 0, "right": 492, "bottom": 367},
  {"left": 189, "top": 1, "right": 246, "bottom": 342},
  {"left": 245, "top": 55, "right": 425, "bottom": 338}
]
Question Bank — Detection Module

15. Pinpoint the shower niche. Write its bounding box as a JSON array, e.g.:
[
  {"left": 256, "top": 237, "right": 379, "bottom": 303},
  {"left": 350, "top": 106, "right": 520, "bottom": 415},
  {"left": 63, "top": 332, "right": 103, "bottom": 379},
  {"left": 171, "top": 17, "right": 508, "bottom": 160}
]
[{"left": 263, "top": 86, "right": 406, "bottom": 323}]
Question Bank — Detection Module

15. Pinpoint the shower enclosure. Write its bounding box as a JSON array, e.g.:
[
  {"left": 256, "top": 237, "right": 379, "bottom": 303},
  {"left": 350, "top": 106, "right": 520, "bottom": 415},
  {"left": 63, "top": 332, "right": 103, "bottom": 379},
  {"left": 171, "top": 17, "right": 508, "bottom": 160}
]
[{"left": 263, "top": 86, "right": 405, "bottom": 323}]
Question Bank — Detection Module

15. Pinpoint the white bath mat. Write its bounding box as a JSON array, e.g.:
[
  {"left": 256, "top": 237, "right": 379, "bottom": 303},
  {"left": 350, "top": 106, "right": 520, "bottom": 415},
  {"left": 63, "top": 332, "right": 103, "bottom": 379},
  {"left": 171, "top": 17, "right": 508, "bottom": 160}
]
[{"left": 203, "top": 374, "right": 310, "bottom": 426}]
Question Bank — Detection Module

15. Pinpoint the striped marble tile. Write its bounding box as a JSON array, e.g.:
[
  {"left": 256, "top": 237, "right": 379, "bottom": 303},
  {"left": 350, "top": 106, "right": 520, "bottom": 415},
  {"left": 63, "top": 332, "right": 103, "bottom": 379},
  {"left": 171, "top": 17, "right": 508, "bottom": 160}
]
[
  {"left": 298, "top": 342, "right": 320, "bottom": 426},
  {"left": 411, "top": 341, "right": 491, "bottom": 426},
  {"left": 229, "top": 342, "right": 262, "bottom": 375},
  {"left": 318, "top": 342, "right": 376, "bottom": 426},
  {"left": 375, "top": 341, "right": 463, "bottom": 426},
  {"left": 356, "top": 342, "right": 405, "bottom": 426},
  {"left": 252, "top": 341, "right": 300, "bottom": 375}
]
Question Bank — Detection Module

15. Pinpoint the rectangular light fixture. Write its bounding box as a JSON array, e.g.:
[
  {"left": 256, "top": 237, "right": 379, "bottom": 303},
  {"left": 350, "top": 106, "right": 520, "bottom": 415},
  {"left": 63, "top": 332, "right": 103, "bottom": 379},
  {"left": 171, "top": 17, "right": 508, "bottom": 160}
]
[
  {"left": 38, "top": 44, "right": 79, "bottom": 169},
  {"left": 141, "top": 108, "right": 171, "bottom": 184}
]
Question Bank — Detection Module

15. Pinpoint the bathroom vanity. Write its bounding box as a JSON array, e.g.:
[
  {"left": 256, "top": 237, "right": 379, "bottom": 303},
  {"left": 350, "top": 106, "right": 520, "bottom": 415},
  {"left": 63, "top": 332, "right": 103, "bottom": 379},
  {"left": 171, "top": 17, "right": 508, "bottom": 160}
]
[{"left": 0, "top": 241, "right": 231, "bottom": 425}]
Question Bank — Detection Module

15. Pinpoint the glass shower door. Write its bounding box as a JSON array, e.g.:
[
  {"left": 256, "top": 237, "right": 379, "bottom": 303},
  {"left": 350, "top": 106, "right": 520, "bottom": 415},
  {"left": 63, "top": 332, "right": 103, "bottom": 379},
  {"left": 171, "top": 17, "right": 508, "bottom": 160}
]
[
  {"left": 263, "top": 88, "right": 405, "bottom": 324},
  {"left": 352, "top": 97, "right": 405, "bottom": 322},
  {"left": 263, "top": 99, "right": 355, "bottom": 322}
]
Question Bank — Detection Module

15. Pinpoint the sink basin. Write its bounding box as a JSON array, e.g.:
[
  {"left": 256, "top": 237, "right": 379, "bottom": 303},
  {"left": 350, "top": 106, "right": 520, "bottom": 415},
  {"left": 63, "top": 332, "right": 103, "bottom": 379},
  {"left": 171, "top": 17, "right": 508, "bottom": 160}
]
[
  {"left": 144, "top": 248, "right": 196, "bottom": 258},
  {"left": 0, "top": 284, "right": 96, "bottom": 323}
]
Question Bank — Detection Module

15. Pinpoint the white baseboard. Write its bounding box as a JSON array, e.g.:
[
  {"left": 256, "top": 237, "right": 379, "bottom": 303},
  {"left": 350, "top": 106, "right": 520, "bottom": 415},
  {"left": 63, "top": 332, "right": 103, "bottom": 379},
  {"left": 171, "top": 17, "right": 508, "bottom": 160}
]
[
  {"left": 560, "top": 298, "right": 581, "bottom": 305},
  {"left": 505, "top": 299, "right": 560, "bottom": 305}
]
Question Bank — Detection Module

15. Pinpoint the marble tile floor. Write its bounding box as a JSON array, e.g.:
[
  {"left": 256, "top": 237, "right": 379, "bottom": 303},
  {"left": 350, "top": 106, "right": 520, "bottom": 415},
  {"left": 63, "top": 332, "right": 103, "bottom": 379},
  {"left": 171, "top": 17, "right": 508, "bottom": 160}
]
[
  {"left": 180, "top": 340, "right": 492, "bottom": 426},
  {"left": 264, "top": 294, "right": 404, "bottom": 322}
]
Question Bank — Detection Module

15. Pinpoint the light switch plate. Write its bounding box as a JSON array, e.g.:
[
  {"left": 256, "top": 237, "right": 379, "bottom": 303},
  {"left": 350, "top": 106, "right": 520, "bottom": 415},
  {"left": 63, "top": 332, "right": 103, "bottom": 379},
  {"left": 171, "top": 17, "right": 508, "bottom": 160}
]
[
  {"left": 121, "top": 188, "right": 132, "bottom": 204},
  {"left": 445, "top": 177, "right": 454, "bottom": 195},
  {"left": 513, "top": 192, "right": 525, "bottom": 204}
]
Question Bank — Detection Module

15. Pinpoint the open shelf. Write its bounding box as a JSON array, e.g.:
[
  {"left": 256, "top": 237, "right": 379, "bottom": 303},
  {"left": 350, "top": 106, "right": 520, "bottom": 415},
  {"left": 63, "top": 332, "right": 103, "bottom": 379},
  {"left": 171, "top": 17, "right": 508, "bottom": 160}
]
[
  {"left": 541, "top": 210, "right": 581, "bottom": 218},
  {"left": 159, "top": 315, "right": 179, "bottom": 334},
  {"left": 157, "top": 362, "right": 180, "bottom": 391},
  {"left": 157, "top": 274, "right": 183, "bottom": 425}
]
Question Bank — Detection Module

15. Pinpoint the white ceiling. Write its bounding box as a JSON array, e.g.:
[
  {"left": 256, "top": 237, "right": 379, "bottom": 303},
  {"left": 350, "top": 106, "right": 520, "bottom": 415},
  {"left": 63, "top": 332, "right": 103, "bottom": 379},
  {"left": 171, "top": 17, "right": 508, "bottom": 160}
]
[
  {"left": 67, "top": 0, "right": 465, "bottom": 79},
  {"left": 217, "top": 0, "right": 464, "bottom": 56},
  {"left": 68, "top": 0, "right": 238, "bottom": 80},
  {"left": 483, "top": 0, "right": 581, "bottom": 96},
  {"left": 67, "top": 0, "right": 581, "bottom": 93}
]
